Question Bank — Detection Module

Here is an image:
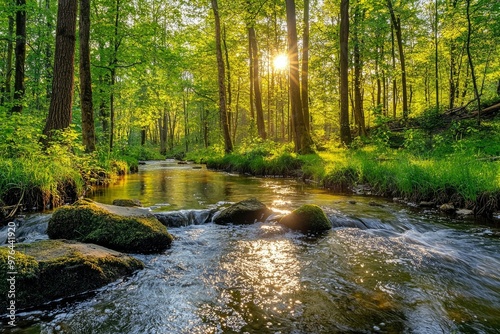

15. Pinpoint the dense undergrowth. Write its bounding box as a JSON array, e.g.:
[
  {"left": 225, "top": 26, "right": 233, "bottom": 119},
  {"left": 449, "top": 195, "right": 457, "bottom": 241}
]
[{"left": 187, "top": 114, "right": 500, "bottom": 217}]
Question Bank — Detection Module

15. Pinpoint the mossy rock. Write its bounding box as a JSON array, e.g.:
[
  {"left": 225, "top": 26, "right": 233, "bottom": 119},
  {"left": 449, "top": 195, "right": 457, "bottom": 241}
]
[
  {"left": 214, "top": 198, "right": 272, "bottom": 225},
  {"left": 279, "top": 204, "right": 332, "bottom": 233},
  {"left": 47, "top": 199, "right": 173, "bottom": 253},
  {"left": 112, "top": 199, "right": 142, "bottom": 207},
  {"left": 0, "top": 239, "right": 143, "bottom": 310}
]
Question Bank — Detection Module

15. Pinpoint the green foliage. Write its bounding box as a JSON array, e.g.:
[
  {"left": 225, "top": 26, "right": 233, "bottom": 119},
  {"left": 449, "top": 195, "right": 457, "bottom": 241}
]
[
  {"left": 122, "top": 144, "right": 166, "bottom": 161},
  {"left": 419, "top": 106, "right": 444, "bottom": 133},
  {"left": 403, "top": 129, "right": 429, "bottom": 154},
  {"left": 371, "top": 114, "right": 393, "bottom": 149},
  {"left": 0, "top": 110, "right": 44, "bottom": 159},
  {"left": 202, "top": 141, "right": 304, "bottom": 176}
]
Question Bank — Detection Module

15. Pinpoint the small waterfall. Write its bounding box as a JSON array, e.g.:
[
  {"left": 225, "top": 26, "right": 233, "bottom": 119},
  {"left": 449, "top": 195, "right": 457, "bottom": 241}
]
[{"left": 154, "top": 209, "right": 217, "bottom": 227}]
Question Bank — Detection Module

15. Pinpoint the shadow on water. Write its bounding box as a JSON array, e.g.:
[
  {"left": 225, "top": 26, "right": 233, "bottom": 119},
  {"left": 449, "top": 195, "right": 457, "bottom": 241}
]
[{"left": 2, "top": 161, "right": 500, "bottom": 333}]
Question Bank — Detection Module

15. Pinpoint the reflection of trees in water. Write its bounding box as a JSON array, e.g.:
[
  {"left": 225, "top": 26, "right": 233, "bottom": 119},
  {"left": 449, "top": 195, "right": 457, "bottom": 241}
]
[{"left": 91, "top": 164, "right": 323, "bottom": 209}]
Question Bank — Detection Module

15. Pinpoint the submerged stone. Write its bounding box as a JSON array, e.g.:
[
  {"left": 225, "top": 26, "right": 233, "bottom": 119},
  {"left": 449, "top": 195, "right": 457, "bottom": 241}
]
[
  {"left": 279, "top": 204, "right": 332, "bottom": 233},
  {"left": 112, "top": 199, "right": 142, "bottom": 207},
  {"left": 47, "top": 199, "right": 173, "bottom": 253},
  {"left": 0, "top": 239, "right": 143, "bottom": 310},
  {"left": 214, "top": 198, "right": 272, "bottom": 225}
]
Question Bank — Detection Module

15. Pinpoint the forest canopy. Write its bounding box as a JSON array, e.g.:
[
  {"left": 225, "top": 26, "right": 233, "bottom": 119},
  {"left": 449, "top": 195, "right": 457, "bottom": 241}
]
[{"left": 0, "top": 0, "right": 498, "bottom": 152}]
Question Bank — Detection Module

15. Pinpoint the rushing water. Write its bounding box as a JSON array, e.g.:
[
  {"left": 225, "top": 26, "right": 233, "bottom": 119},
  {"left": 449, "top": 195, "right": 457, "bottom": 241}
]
[{"left": 2, "top": 160, "right": 500, "bottom": 333}]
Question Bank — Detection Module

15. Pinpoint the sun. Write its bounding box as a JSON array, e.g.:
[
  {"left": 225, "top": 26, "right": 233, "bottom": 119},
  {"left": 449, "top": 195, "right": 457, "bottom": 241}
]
[{"left": 273, "top": 54, "right": 289, "bottom": 71}]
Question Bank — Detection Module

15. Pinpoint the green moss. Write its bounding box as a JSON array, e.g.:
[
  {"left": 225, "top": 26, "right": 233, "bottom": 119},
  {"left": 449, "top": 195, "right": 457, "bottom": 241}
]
[
  {"left": 0, "top": 247, "right": 39, "bottom": 309},
  {"left": 279, "top": 204, "right": 332, "bottom": 233},
  {"left": 47, "top": 199, "right": 173, "bottom": 253},
  {"left": 0, "top": 240, "right": 144, "bottom": 310}
]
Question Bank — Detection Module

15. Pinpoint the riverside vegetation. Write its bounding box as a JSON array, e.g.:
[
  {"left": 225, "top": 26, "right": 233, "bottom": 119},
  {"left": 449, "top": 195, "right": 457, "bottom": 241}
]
[
  {"left": 1, "top": 104, "right": 500, "bottom": 221},
  {"left": 187, "top": 106, "right": 500, "bottom": 219}
]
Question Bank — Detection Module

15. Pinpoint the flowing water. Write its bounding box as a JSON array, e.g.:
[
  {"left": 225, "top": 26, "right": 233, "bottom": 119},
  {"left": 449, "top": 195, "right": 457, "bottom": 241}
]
[{"left": 2, "top": 160, "right": 500, "bottom": 333}]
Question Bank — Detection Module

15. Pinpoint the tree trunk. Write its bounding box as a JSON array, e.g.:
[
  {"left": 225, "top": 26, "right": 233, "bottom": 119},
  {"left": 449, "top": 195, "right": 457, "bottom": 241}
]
[
  {"left": 449, "top": 43, "right": 457, "bottom": 109},
  {"left": 248, "top": 29, "right": 255, "bottom": 121},
  {"left": 233, "top": 76, "right": 241, "bottom": 143},
  {"left": 285, "top": 0, "right": 313, "bottom": 153},
  {"left": 211, "top": 0, "right": 233, "bottom": 153},
  {"left": 79, "top": 0, "right": 96, "bottom": 152},
  {"left": 110, "top": 69, "right": 115, "bottom": 149},
  {"left": 249, "top": 26, "right": 266, "bottom": 140},
  {"left": 339, "top": 0, "right": 351, "bottom": 146},
  {"left": 160, "top": 109, "right": 167, "bottom": 155},
  {"left": 11, "top": 0, "right": 26, "bottom": 113},
  {"left": 387, "top": 0, "right": 408, "bottom": 119},
  {"left": 43, "top": 0, "right": 78, "bottom": 140},
  {"left": 183, "top": 92, "right": 189, "bottom": 152},
  {"left": 45, "top": 0, "right": 53, "bottom": 103},
  {"left": 222, "top": 25, "right": 232, "bottom": 135},
  {"left": 353, "top": 5, "right": 366, "bottom": 137},
  {"left": 1, "top": 15, "right": 14, "bottom": 106},
  {"left": 301, "top": 0, "right": 310, "bottom": 132},
  {"left": 434, "top": 0, "right": 439, "bottom": 110},
  {"left": 466, "top": 0, "right": 481, "bottom": 126},
  {"left": 109, "top": 0, "right": 120, "bottom": 150},
  {"left": 376, "top": 46, "right": 382, "bottom": 109},
  {"left": 391, "top": 21, "right": 397, "bottom": 118}
]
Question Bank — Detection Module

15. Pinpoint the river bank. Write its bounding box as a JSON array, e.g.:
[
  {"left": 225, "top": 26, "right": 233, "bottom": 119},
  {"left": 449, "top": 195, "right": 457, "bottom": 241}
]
[{"left": 189, "top": 145, "right": 500, "bottom": 222}]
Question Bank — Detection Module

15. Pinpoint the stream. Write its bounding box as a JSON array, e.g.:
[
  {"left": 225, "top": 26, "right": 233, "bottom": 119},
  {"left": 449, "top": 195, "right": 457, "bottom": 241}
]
[{"left": 1, "top": 160, "right": 500, "bottom": 333}]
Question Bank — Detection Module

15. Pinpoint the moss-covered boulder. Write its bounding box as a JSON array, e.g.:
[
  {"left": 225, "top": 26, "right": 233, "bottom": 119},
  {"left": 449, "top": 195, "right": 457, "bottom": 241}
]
[
  {"left": 279, "top": 204, "right": 332, "bottom": 233},
  {"left": 112, "top": 199, "right": 142, "bottom": 207},
  {"left": 47, "top": 199, "right": 173, "bottom": 253},
  {"left": 0, "top": 239, "right": 143, "bottom": 310},
  {"left": 214, "top": 198, "right": 272, "bottom": 225}
]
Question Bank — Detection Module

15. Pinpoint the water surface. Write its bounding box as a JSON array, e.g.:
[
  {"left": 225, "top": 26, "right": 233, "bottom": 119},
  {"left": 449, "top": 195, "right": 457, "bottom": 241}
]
[{"left": 2, "top": 160, "right": 500, "bottom": 333}]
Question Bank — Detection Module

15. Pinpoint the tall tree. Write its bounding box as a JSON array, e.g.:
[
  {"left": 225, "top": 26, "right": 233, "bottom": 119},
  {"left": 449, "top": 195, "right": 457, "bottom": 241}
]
[
  {"left": 352, "top": 3, "right": 366, "bottom": 136},
  {"left": 109, "top": 0, "right": 120, "bottom": 150},
  {"left": 1, "top": 13, "right": 14, "bottom": 106},
  {"left": 339, "top": 0, "right": 351, "bottom": 146},
  {"left": 79, "top": 0, "right": 96, "bottom": 152},
  {"left": 211, "top": 0, "right": 233, "bottom": 153},
  {"left": 387, "top": 0, "right": 409, "bottom": 119},
  {"left": 43, "top": 0, "right": 78, "bottom": 140},
  {"left": 434, "top": 0, "right": 439, "bottom": 110},
  {"left": 465, "top": 0, "right": 480, "bottom": 125},
  {"left": 11, "top": 0, "right": 26, "bottom": 113},
  {"left": 249, "top": 26, "right": 266, "bottom": 140},
  {"left": 301, "top": 0, "right": 310, "bottom": 132},
  {"left": 285, "top": 0, "right": 313, "bottom": 153}
]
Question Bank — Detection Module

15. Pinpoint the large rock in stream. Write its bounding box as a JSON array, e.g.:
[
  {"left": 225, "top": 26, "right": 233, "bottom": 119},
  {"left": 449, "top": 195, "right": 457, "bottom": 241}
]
[
  {"left": 47, "top": 199, "right": 173, "bottom": 253},
  {"left": 279, "top": 204, "right": 332, "bottom": 233},
  {"left": 214, "top": 198, "right": 272, "bottom": 225},
  {"left": 0, "top": 239, "right": 143, "bottom": 310}
]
